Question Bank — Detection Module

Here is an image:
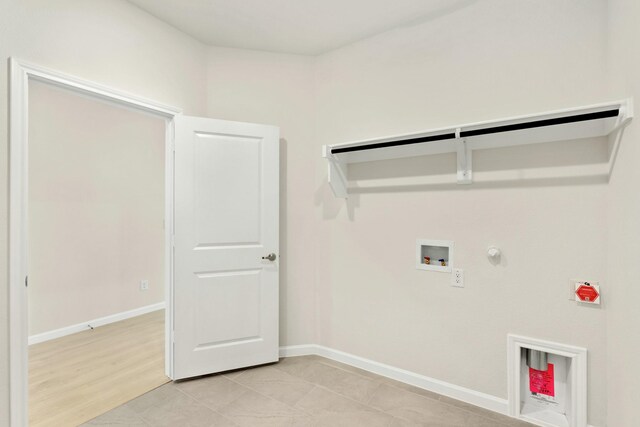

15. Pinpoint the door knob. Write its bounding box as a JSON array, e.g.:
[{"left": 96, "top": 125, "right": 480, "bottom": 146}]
[{"left": 262, "top": 253, "right": 277, "bottom": 261}]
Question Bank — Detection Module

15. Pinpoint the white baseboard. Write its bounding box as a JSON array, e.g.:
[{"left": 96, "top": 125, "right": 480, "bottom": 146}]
[
  {"left": 279, "top": 344, "right": 600, "bottom": 427},
  {"left": 279, "top": 344, "right": 509, "bottom": 415},
  {"left": 29, "top": 302, "right": 165, "bottom": 345}
]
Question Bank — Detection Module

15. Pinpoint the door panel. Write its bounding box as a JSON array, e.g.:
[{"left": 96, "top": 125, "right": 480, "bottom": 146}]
[
  {"left": 194, "top": 133, "right": 261, "bottom": 246},
  {"left": 194, "top": 269, "right": 261, "bottom": 347},
  {"left": 174, "top": 116, "right": 279, "bottom": 380}
]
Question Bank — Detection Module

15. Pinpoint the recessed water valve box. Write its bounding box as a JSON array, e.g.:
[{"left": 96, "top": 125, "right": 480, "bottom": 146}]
[{"left": 416, "top": 239, "right": 453, "bottom": 273}]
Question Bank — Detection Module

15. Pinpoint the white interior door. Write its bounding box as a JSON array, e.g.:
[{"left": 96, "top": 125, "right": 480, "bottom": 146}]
[{"left": 173, "top": 115, "right": 279, "bottom": 380}]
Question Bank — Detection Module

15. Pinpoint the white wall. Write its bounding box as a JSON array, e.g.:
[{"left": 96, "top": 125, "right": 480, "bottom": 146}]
[
  {"left": 28, "top": 81, "right": 165, "bottom": 336},
  {"left": 0, "top": 1, "right": 208, "bottom": 424},
  {"left": 606, "top": 1, "right": 640, "bottom": 426},
  {"left": 206, "top": 47, "right": 317, "bottom": 346},
  {"left": 313, "top": 1, "right": 609, "bottom": 425}
]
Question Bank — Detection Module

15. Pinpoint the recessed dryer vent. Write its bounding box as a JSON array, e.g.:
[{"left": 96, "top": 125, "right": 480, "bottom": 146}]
[
  {"left": 416, "top": 240, "right": 453, "bottom": 273},
  {"left": 508, "top": 335, "right": 587, "bottom": 427}
]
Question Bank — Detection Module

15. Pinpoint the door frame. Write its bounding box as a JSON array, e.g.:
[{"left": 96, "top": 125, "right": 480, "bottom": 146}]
[{"left": 8, "top": 58, "right": 181, "bottom": 426}]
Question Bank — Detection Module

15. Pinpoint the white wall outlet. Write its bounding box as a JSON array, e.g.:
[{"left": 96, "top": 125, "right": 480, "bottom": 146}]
[
  {"left": 140, "top": 280, "right": 149, "bottom": 291},
  {"left": 452, "top": 268, "right": 464, "bottom": 288}
]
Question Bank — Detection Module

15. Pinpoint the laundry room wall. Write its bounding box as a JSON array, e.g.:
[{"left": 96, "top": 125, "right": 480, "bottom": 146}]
[{"left": 313, "top": 1, "right": 609, "bottom": 424}]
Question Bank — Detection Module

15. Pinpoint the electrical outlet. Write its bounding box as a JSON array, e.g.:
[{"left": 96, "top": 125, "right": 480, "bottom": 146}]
[
  {"left": 452, "top": 268, "right": 464, "bottom": 288},
  {"left": 140, "top": 280, "right": 149, "bottom": 291}
]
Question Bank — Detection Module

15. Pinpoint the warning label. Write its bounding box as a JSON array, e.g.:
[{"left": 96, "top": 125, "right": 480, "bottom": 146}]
[{"left": 529, "top": 363, "right": 555, "bottom": 400}]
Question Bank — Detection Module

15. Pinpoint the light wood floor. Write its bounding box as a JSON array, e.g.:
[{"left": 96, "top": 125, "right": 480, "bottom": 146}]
[{"left": 29, "top": 310, "right": 170, "bottom": 427}]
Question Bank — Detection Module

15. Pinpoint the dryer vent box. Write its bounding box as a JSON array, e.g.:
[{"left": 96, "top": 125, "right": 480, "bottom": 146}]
[{"left": 508, "top": 335, "right": 587, "bottom": 427}]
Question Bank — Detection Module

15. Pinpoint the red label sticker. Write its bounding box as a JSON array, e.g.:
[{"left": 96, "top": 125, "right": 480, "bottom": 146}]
[
  {"left": 575, "top": 284, "right": 599, "bottom": 302},
  {"left": 529, "top": 363, "right": 555, "bottom": 397}
]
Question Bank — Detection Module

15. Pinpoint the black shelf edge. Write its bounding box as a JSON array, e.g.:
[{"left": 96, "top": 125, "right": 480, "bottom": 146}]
[
  {"left": 331, "top": 132, "right": 456, "bottom": 154},
  {"left": 330, "top": 109, "right": 620, "bottom": 155},
  {"left": 460, "top": 109, "right": 619, "bottom": 138}
]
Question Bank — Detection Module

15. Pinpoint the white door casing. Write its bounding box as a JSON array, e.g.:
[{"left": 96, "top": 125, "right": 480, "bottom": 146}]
[
  {"left": 9, "top": 58, "right": 181, "bottom": 427},
  {"left": 173, "top": 115, "right": 280, "bottom": 379}
]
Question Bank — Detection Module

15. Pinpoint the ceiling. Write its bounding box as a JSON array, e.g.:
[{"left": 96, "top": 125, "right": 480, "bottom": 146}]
[{"left": 127, "top": 0, "right": 467, "bottom": 55}]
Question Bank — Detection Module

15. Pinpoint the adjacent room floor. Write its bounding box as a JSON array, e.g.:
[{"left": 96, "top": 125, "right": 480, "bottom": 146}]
[
  {"left": 29, "top": 310, "right": 169, "bottom": 427},
  {"left": 82, "top": 355, "right": 534, "bottom": 426}
]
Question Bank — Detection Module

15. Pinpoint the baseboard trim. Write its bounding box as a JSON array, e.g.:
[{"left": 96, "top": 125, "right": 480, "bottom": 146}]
[
  {"left": 29, "top": 302, "right": 165, "bottom": 345},
  {"left": 280, "top": 345, "right": 600, "bottom": 427},
  {"left": 279, "top": 344, "right": 509, "bottom": 415}
]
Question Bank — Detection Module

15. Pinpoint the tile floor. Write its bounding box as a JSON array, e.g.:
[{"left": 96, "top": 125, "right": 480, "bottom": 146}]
[{"left": 82, "top": 355, "right": 535, "bottom": 426}]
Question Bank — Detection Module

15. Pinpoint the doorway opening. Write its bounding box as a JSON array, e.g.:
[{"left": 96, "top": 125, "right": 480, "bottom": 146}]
[
  {"left": 26, "top": 80, "right": 169, "bottom": 426},
  {"left": 9, "top": 59, "right": 179, "bottom": 426}
]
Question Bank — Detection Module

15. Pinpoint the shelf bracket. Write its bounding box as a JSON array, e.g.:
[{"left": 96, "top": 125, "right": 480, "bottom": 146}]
[
  {"left": 611, "top": 98, "right": 634, "bottom": 133},
  {"left": 455, "top": 128, "right": 472, "bottom": 184},
  {"left": 322, "top": 145, "right": 348, "bottom": 198}
]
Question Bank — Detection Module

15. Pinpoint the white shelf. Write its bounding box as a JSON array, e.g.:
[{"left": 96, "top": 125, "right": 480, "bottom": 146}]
[{"left": 322, "top": 99, "right": 633, "bottom": 198}]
